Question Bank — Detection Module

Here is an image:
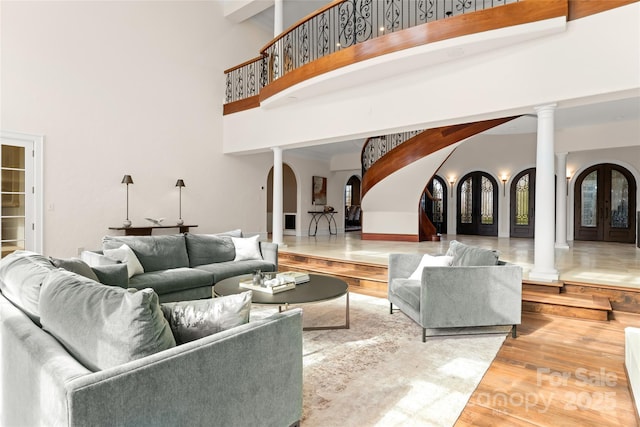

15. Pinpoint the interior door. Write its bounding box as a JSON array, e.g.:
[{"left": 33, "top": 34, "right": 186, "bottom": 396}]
[
  {"left": 457, "top": 171, "right": 498, "bottom": 236},
  {"left": 574, "top": 163, "right": 636, "bottom": 243},
  {"left": 0, "top": 139, "right": 34, "bottom": 257},
  {"left": 510, "top": 168, "right": 536, "bottom": 238},
  {"left": 422, "top": 175, "right": 447, "bottom": 234}
]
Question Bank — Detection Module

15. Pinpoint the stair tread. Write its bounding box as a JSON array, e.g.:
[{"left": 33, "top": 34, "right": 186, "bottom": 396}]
[
  {"left": 279, "top": 262, "right": 387, "bottom": 282},
  {"left": 522, "top": 291, "right": 612, "bottom": 310},
  {"left": 522, "top": 279, "right": 564, "bottom": 288}
]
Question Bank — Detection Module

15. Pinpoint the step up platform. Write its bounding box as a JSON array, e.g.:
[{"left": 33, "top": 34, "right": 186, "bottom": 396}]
[
  {"left": 522, "top": 278, "right": 564, "bottom": 294},
  {"left": 522, "top": 290, "right": 612, "bottom": 321},
  {"left": 278, "top": 251, "right": 388, "bottom": 298}
]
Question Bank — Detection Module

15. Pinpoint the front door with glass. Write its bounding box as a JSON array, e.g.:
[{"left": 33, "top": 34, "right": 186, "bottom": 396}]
[{"left": 574, "top": 163, "right": 636, "bottom": 243}]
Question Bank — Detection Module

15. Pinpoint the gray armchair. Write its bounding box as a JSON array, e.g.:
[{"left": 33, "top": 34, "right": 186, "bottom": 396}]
[{"left": 388, "top": 253, "right": 522, "bottom": 342}]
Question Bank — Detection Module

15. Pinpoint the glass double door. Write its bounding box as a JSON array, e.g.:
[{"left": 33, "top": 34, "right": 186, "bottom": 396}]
[
  {"left": 457, "top": 171, "right": 498, "bottom": 236},
  {"left": 574, "top": 163, "right": 636, "bottom": 243}
]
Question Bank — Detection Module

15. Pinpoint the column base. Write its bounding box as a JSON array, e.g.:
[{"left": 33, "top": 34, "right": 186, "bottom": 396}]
[
  {"left": 554, "top": 242, "right": 570, "bottom": 249},
  {"left": 529, "top": 268, "right": 559, "bottom": 282}
]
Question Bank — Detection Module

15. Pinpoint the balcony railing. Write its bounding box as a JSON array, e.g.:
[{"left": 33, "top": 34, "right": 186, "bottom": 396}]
[{"left": 224, "top": 0, "right": 518, "bottom": 106}]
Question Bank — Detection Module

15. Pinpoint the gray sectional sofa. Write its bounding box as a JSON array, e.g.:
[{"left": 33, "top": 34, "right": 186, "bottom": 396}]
[
  {"left": 82, "top": 231, "right": 278, "bottom": 302},
  {"left": 0, "top": 250, "right": 303, "bottom": 427}
]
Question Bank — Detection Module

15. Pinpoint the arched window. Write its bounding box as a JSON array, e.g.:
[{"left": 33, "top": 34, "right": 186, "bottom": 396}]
[{"left": 457, "top": 171, "right": 498, "bottom": 236}]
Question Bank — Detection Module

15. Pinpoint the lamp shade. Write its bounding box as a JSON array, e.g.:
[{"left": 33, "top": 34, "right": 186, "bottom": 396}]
[
  {"left": 121, "top": 175, "right": 133, "bottom": 185},
  {"left": 175, "top": 179, "right": 185, "bottom": 187}
]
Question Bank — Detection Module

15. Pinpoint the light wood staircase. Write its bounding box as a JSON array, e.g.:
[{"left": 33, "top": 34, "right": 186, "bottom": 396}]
[{"left": 279, "top": 252, "right": 640, "bottom": 320}]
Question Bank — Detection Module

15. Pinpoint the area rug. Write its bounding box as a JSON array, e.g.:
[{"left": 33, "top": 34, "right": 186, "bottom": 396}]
[{"left": 253, "top": 293, "right": 507, "bottom": 427}]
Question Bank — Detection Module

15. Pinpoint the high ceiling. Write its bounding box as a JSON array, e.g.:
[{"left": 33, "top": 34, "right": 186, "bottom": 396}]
[{"left": 247, "top": 1, "right": 640, "bottom": 160}]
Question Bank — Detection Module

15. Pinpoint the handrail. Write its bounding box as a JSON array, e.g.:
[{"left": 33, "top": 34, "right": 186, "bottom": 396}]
[
  {"left": 361, "top": 117, "right": 521, "bottom": 198},
  {"left": 224, "top": 0, "right": 523, "bottom": 106},
  {"left": 259, "top": 0, "right": 344, "bottom": 54},
  {"left": 223, "top": 0, "right": 633, "bottom": 111}
]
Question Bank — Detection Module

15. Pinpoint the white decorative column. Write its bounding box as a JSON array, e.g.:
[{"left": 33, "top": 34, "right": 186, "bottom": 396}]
[
  {"left": 555, "top": 152, "right": 570, "bottom": 249},
  {"left": 272, "top": 147, "right": 284, "bottom": 246},
  {"left": 530, "top": 104, "right": 559, "bottom": 282},
  {"left": 274, "top": 0, "right": 283, "bottom": 36}
]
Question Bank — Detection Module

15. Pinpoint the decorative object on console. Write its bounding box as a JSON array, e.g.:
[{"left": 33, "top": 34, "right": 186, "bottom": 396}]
[
  {"left": 145, "top": 217, "right": 165, "bottom": 226},
  {"left": 312, "top": 175, "right": 327, "bottom": 205},
  {"left": 121, "top": 174, "right": 133, "bottom": 228},
  {"left": 175, "top": 179, "right": 185, "bottom": 226}
]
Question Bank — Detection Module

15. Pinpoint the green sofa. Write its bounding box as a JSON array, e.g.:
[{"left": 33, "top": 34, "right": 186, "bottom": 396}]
[
  {"left": 0, "top": 251, "right": 302, "bottom": 427},
  {"left": 82, "top": 232, "right": 278, "bottom": 302}
]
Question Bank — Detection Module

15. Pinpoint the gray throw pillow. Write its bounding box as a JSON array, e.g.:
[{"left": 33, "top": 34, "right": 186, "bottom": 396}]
[
  {"left": 50, "top": 257, "right": 100, "bottom": 282},
  {"left": 161, "top": 291, "right": 252, "bottom": 344},
  {"left": 39, "top": 269, "right": 176, "bottom": 371},
  {"left": 91, "top": 263, "right": 129, "bottom": 288},
  {"left": 102, "top": 234, "right": 189, "bottom": 272},
  {"left": 185, "top": 234, "right": 236, "bottom": 267},
  {"left": 0, "top": 251, "right": 55, "bottom": 323},
  {"left": 446, "top": 240, "right": 499, "bottom": 266}
]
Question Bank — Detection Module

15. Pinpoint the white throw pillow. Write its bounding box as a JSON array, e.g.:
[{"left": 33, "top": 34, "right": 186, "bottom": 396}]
[
  {"left": 104, "top": 244, "right": 144, "bottom": 278},
  {"left": 232, "top": 235, "right": 263, "bottom": 261},
  {"left": 408, "top": 254, "right": 453, "bottom": 281}
]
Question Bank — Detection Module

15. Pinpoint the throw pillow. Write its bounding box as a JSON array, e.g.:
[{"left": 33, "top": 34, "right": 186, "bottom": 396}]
[
  {"left": 231, "top": 235, "right": 263, "bottom": 262},
  {"left": 446, "top": 240, "right": 499, "bottom": 266},
  {"left": 90, "top": 263, "right": 129, "bottom": 288},
  {"left": 50, "top": 257, "right": 100, "bottom": 282},
  {"left": 161, "top": 291, "right": 252, "bottom": 344},
  {"left": 0, "top": 251, "right": 55, "bottom": 324},
  {"left": 39, "top": 269, "right": 176, "bottom": 372},
  {"left": 185, "top": 234, "right": 236, "bottom": 267},
  {"left": 408, "top": 254, "right": 453, "bottom": 280},
  {"left": 103, "top": 244, "right": 144, "bottom": 278}
]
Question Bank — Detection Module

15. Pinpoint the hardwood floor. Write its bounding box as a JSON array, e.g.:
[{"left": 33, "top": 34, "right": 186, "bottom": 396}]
[
  {"left": 457, "top": 312, "right": 639, "bottom": 426},
  {"left": 279, "top": 233, "right": 640, "bottom": 426}
]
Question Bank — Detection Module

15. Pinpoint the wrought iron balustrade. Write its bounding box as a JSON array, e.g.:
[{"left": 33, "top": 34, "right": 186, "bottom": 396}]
[
  {"left": 224, "top": 0, "right": 518, "bottom": 105},
  {"left": 361, "top": 129, "right": 423, "bottom": 175}
]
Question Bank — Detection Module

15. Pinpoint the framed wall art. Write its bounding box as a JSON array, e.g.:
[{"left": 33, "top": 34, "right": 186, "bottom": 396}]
[{"left": 312, "top": 176, "right": 327, "bottom": 205}]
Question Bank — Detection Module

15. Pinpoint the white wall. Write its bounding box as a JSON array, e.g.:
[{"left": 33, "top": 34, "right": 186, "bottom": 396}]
[{"left": 1, "top": 0, "right": 273, "bottom": 256}]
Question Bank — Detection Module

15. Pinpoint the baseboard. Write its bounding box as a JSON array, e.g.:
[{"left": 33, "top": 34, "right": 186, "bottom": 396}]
[{"left": 361, "top": 233, "right": 419, "bottom": 242}]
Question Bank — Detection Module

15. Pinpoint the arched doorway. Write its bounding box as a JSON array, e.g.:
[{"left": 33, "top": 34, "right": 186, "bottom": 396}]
[
  {"left": 345, "top": 175, "right": 361, "bottom": 231},
  {"left": 421, "top": 175, "right": 447, "bottom": 235},
  {"left": 267, "top": 164, "right": 297, "bottom": 235},
  {"left": 457, "top": 171, "right": 498, "bottom": 236},
  {"left": 510, "top": 168, "right": 536, "bottom": 238},
  {"left": 574, "top": 163, "right": 636, "bottom": 243}
]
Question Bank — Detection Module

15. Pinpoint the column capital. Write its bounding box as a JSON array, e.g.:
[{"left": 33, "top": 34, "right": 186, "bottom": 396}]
[
  {"left": 271, "top": 146, "right": 283, "bottom": 153},
  {"left": 534, "top": 103, "right": 557, "bottom": 114}
]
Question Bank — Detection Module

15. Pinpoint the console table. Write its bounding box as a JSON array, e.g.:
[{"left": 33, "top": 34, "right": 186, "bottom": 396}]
[
  {"left": 307, "top": 211, "right": 337, "bottom": 236},
  {"left": 108, "top": 225, "right": 198, "bottom": 236}
]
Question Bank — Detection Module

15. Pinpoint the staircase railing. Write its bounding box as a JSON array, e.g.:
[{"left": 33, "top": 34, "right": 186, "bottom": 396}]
[
  {"left": 224, "top": 0, "right": 519, "bottom": 106},
  {"left": 361, "top": 130, "right": 423, "bottom": 176}
]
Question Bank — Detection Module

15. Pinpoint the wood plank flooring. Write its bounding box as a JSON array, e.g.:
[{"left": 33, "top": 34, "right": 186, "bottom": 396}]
[{"left": 456, "top": 312, "right": 639, "bottom": 426}]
